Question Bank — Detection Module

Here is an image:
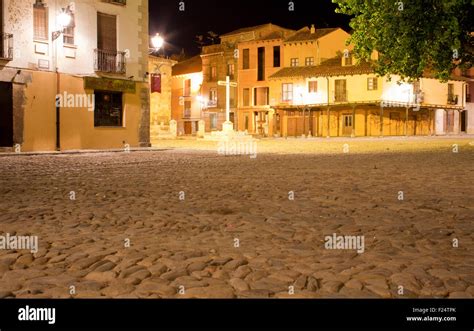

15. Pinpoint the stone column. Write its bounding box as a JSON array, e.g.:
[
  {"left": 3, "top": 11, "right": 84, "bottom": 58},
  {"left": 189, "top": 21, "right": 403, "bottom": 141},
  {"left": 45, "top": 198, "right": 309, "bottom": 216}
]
[
  {"left": 169, "top": 119, "right": 178, "bottom": 137},
  {"left": 197, "top": 120, "right": 205, "bottom": 138}
]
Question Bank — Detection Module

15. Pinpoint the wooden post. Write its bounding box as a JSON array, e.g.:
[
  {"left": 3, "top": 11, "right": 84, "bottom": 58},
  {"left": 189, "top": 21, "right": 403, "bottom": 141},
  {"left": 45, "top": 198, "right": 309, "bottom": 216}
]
[
  {"left": 326, "top": 106, "right": 330, "bottom": 138},
  {"left": 405, "top": 106, "right": 409, "bottom": 136},
  {"left": 351, "top": 105, "right": 356, "bottom": 137},
  {"left": 379, "top": 104, "right": 384, "bottom": 137},
  {"left": 364, "top": 109, "right": 368, "bottom": 136}
]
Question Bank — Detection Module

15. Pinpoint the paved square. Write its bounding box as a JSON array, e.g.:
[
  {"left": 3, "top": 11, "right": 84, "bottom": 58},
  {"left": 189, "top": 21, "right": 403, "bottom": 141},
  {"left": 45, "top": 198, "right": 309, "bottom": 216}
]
[{"left": 0, "top": 137, "right": 473, "bottom": 298}]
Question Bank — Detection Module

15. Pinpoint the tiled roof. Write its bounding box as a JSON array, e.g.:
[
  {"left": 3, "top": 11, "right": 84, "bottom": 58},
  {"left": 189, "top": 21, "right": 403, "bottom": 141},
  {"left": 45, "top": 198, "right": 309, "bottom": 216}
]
[
  {"left": 172, "top": 55, "right": 202, "bottom": 76},
  {"left": 221, "top": 23, "right": 289, "bottom": 37},
  {"left": 269, "top": 57, "right": 375, "bottom": 79},
  {"left": 285, "top": 27, "right": 339, "bottom": 43}
]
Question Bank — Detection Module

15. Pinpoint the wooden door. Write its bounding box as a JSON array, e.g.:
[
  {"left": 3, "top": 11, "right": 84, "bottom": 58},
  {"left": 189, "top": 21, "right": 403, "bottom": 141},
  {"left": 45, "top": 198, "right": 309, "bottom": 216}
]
[
  {"left": 0, "top": 0, "right": 3, "bottom": 58},
  {"left": 0, "top": 82, "right": 13, "bottom": 147},
  {"left": 342, "top": 114, "right": 353, "bottom": 136},
  {"left": 390, "top": 112, "right": 400, "bottom": 135},
  {"left": 184, "top": 121, "right": 192, "bottom": 135},
  {"left": 287, "top": 117, "right": 297, "bottom": 137},
  {"left": 97, "top": 13, "right": 117, "bottom": 71}
]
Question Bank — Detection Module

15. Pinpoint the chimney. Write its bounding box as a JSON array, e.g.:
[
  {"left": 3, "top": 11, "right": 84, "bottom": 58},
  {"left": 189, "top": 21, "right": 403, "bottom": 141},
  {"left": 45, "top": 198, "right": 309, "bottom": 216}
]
[{"left": 310, "top": 24, "right": 316, "bottom": 34}]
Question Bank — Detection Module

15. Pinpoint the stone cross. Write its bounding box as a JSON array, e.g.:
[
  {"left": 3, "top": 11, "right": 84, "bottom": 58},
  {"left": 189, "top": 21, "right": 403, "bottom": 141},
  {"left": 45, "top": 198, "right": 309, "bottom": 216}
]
[{"left": 218, "top": 76, "right": 237, "bottom": 124}]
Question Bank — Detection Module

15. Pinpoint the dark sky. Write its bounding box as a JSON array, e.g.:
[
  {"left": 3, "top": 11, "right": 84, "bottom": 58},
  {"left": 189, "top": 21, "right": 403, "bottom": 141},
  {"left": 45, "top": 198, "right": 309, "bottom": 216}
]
[{"left": 149, "top": 0, "right": 352, "bottom": 57}]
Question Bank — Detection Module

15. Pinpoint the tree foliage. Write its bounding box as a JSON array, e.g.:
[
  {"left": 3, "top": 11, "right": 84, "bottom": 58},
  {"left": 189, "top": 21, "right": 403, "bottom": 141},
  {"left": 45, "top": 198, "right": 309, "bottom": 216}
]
[{"left": 333, "top": 0, "right": 474, "bottom": 81}]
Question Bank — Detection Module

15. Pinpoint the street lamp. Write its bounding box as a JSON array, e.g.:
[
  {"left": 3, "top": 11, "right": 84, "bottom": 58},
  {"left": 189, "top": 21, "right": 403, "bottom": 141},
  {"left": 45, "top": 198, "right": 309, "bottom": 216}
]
[
  {"left": 150, "top": 33, "right": 165, "bottom": 55},
  {"left": 52, "top": 7, "right": 72, "bottom": 150}
]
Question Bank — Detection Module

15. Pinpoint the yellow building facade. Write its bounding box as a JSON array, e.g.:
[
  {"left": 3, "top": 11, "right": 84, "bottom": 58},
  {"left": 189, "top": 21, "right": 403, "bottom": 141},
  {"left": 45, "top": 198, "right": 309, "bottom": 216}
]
[
  {"left": 0, "top": 0, "right": 149, "bottom": 152},
  {"left": 268, "top": 52, "right": 466, "bottom": 137}
]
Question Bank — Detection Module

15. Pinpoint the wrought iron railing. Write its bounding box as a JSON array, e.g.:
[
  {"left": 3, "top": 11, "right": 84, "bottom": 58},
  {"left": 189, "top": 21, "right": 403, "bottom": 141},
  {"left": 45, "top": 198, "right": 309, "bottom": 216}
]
[
  {"left": 447, "top": 94, "right": 458, "bottom": 105},
  {"left": 94, "top": 49, "right": 126, "bottom": 74},
  {"left": 0, "top": 33, "right": 13, "bottom": 61}
]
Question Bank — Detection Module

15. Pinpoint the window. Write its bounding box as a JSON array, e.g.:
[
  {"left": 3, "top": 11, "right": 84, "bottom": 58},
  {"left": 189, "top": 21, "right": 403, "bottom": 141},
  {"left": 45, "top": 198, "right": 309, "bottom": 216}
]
[
  {"left": 367, "top": 77, "right": 378, "bottom": 90},
  {"left": 273, "top": 46, "right": 281, "bottom": 67},
  {"left": 290, "top": 58, "right": 299, "bottom": 67},
  {"left": 282, "top": 83, "right": 293, "bottom": 102},
  {"left": 94, "top": 91, "right": 123, "bottom": 127},
  {"left": 243, "top": 48, "right": 250, "bottom": 69},
  {"left": 63, "top": 12, "right": 75, "bottom": 45},
  {"left": 344, "top": 55, "right": 352, "bottom": 66},
  {"left": 308, "top": 81, "right": 317, "bottom": 93},
  {"left": 210, "top": 66, "right": 217, "bottom": 81},
  {"left": 258, "top": 47, "right": 265, "bottom": 81},
  {"left": 243, "top": 88, "right": 250, "bottom": 107},
  {"left": 254, "top": 87, "right": 269, "bottom": 106},
  {"left": 335, "top": 79, "right": 347, "bottom": 102},
  {"left": 209, "top": 88, "right": 217, "bottom": 107},
  {"left": 305, "top": 57, "right": 314, "bottom": 66},
  {"left": 210, "top": 113, "right": 217, "bottom": 129},
  {"left": 34, "top": 1, "right": 48, "bottom": 40},
  {"left": 184, "top": 101, "right": 191, "bottom": 118},
  {"left": 227, "top": 63, "right": 235, "bottom": 78},
  {"left": 448, "top": 83, "right": 457, "bottom": 104},
  {"left": 184, "top": 79, "right": 191, "bottom": 96}
]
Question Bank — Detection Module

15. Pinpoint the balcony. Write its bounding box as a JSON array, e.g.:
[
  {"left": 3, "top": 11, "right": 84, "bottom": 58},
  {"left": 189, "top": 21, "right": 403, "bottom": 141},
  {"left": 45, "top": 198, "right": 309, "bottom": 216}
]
[
  {"left": 207, "top": 100, "right": 217, "bottom": 108},
  {"left": 447, "top": 94, "right": 458, "bottom": 105},
  {"left": 0, "top": 33, "right": 13, "bottom": 61},
  {"left": 334, "top": 91, "right": 348, "bottom": 103},
  {"left": 94, "top": 49, "right": 126, "bottom": 74}
]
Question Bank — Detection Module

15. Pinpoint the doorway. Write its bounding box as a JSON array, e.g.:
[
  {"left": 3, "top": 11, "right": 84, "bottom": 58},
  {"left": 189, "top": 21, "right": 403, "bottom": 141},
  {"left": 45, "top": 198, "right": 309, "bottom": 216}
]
[
  {"left": 0, "top": 82, "right": 13, "bottom": 147},
  {"left": 342, "top": 114, "right": 353, "bottom": 136},
  {"left": 184, "top": 121, "right": 192, "bottom": 135},
  {"left": 460, "top": 111, "right": 466, "bottom": 133}
]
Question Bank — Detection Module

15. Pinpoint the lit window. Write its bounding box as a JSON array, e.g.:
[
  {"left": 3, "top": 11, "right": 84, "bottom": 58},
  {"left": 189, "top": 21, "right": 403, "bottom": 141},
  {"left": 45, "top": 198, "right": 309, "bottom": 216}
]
[
  {"left": 290, "top": 58, "right": 299, "bottom": 67},
  {"left": 305, "top": 57, "right": 314, "bottom": 66},
  {"left": 282, "top": 83, "right": 293, "bottom": 101},
  {"left": 308, "top": 81, "right": 317, "bottom": 93}
]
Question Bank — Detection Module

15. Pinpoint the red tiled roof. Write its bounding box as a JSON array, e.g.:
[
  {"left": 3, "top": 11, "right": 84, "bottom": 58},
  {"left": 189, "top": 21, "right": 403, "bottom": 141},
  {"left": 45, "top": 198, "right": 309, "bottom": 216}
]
[
  {"left": 172, "top": 55, "right": 202, "bottom": 76},
  {"left": 284, "top": 27, "right": 339, "bottom": 43},
  {"left": 269, "top": 57, "right": 375, "bottom": 79}
]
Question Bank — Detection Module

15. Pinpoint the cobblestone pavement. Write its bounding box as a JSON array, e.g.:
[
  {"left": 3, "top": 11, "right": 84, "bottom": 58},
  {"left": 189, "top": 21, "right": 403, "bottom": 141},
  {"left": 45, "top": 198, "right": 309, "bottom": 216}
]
[{"left": 0, "top": 140, "right": 473, "bottom": 298}]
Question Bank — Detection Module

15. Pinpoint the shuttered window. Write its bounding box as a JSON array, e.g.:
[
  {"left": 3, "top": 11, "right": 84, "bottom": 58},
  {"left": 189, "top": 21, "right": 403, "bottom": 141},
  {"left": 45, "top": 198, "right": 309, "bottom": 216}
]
[
  {"left": 97, "top": 12, "right": 117, "bottom": 51},
  {"left": 34, "top": 2, "right": 48, "bottom": 40},
  {"left": 243, "top": 88, "right": 250, "bottom": 107},
  {"left": 243, "top": 49, "right": 250, "bottom": 69},
  {"left": 184, "top": 79, "right": 191, "bottom": 96}
]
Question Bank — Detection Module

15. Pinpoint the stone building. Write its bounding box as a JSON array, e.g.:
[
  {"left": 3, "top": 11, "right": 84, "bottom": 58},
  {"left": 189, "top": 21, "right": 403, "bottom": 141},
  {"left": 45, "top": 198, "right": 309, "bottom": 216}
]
[
  {"left": 170, "top": 55, "right": 202, "bottom": 135},
  {"left": 236, "top": 25, "right": 349, "bottom": 136},
  {"left": 0, "top": 0, "right": 149, "bottom": 151},
  {"left": 149, "top": 55, "right": 176, "bottom": 140},
  {"left": 200, "top": 23, "right": 296, "bottom": 133}
]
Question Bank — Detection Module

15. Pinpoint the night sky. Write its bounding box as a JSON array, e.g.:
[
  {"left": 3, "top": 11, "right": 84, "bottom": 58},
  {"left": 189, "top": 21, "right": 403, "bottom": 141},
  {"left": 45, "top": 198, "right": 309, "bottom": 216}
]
[{"left": 149, "top": 0, "right": 351, "bottom": 57}]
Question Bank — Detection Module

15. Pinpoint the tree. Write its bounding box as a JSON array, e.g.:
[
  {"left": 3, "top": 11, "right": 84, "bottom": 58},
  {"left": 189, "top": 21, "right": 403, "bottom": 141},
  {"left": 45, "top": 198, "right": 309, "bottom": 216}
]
[{"left": 333, "top": 0, "right": 473, "bottom": 81}]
